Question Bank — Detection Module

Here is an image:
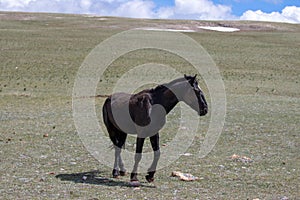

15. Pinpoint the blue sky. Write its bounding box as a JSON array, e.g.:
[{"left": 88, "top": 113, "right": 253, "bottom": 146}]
[
  {"left": 0, "top": 0, "right": 300, "bottom": 23},
  {"left": 152, "top": 0, "right": 300, "bottom": 18},
  {"left": 213, "top": 0, "right": 300, "bottom": 15}
]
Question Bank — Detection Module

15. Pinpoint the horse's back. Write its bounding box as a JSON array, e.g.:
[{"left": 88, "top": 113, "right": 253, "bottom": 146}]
[{"left": 102, "top": 91, "right": 166, "bottom": 137}]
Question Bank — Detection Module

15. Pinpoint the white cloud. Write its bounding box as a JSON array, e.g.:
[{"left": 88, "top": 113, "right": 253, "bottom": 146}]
[
  {"left": 241, "top": 6, "right": 300, "bottom": 24},
  {"left": 0, "top": 0, "right": 94, "bottom": 13},
  {"left": 157, "top": 7, "right": 174, "bottom": 19},
  {"left": 0, "top": 0, "right": 155, "bottom": 18},
  {"left": 0, "top": 0, "right": 31, "bottom": 9},
  {"left": 281, "top": 6, "right": 300, "bottom": 23},
  {"left": 0, "top": 0, "right": 233, "bottom": 20},
  {"left": 114, "top": 0, "right": 155, "bottom": 18},
  {"left": 80, "top": 0, "right": 92, "bottom": 11},
  {"left": 158, "top": 0, "right": 234, "bottom": 20}
]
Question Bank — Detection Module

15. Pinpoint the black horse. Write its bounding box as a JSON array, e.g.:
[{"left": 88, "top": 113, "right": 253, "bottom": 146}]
[{"left": 102, "top": 74, "right": 208, "bottom": 184}]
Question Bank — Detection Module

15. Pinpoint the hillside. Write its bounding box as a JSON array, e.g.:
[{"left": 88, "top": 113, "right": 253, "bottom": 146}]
[{"left": 0, "top": 12, "right": 299, "bottom": 200}]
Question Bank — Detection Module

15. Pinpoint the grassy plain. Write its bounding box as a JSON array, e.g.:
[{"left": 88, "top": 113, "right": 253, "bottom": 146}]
[{"left": 0, "top": 12, "right": 299, "bottom": 199}]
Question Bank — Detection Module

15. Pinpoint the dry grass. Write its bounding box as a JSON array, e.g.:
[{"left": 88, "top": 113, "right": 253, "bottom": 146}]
[{"left": 0, "top": 12, "right": 299, "bottom": 199}]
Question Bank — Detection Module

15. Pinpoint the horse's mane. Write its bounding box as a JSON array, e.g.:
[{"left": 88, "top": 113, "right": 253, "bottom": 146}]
[
  {"left": 133, "top": 76, "right": 190, "bottom": 97},
  {"left": 152, "top": 77, "right": 187, "bottom": 92}
]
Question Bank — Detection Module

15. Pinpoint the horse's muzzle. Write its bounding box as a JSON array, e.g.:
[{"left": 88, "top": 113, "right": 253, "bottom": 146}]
[{"left": 199, "top": 107, "right": 208, "bottom": 116}]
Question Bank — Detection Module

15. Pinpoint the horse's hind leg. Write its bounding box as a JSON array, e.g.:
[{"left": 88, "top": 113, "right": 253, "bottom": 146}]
[
  {"left": 103, "top": 99, "right": 123, "bottom": 178},
  {"left": 146, "top": 133, "right": 160, "bottom": 182},
  {"left": 118, "top": 155, "right": 126, "bottom": 176},
  {"left": 117, "top": 132, "right": 127, "bottom": 176},
  {"left": 113, "top": 147, "right": 126, "bottom": 177},
  {"left": 113, "top": 146, "right": 121, "bottom": 178},
  {"left": 113, "top": 132, "right": 127, "bottom": 178}
]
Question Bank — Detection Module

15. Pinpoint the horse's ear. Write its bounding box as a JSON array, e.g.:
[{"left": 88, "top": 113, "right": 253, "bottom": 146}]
[
  {"left": 190, "top": 74, "right": 197, "bottom": 83},
  {"left": 184, "top": 74, "right": 187, "bottom": 79}
]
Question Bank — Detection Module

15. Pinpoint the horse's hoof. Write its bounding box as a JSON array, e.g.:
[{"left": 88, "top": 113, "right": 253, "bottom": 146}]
[
  {"left": 145, "top": 175, "right": 154, "bottom": 183},
  {"left": 145, "top": 171, "right": 155, "bottom": 182},
  {"left": 130, "top": 173, "right": 138, "bottom": 181},
  {"left": 119, "top": 171, "right": 127, "bottom": 176},
  {"left": 112, "top": 169, "right": 119, "bottom": 178},
  {"left": 129, "top": 180, "right": 141, "bottom": 187}
]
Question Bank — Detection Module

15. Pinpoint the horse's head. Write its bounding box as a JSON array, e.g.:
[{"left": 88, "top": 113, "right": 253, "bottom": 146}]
[{"left": 182, "top": 74, "right": 208, "bottom": 116}]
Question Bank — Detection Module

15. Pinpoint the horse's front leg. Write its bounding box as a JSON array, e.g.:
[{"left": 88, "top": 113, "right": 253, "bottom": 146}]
[
  {"left": 130, "top": 137, "right": 145, "bottom": 182},
  {"left": 146, "top": 133, "right": 160, "bottom": 182}
]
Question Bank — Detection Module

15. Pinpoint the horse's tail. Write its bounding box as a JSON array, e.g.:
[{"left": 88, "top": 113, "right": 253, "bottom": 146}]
[
  {"left": 102, "top": 97, "right": 119, "bottom": 147},
  {"left": 74, "top": 94, "right": 111, "bottom": 99},
  {"left": 95, "top": 94, "right": 111, "bottom": 98}
]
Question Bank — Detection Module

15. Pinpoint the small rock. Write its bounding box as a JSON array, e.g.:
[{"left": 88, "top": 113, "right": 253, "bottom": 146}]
[
  {"left": 171, "top": 171, "right": 199, "bottom": 181},
  {"left": 82, "top": 176, "right": 87, "bottom": 181},
  {"left": 280, "top": 196, "right": 289, "bottom": 200},
  {"left": 219, "top": 165, "right": 225, "bottom": 169},
  {"left": 180, "top": 153, "right": 193, "bottom": 156},
  {"left": 230, "top": 154, "right": 253, "bottom": 163},
  {"left": 39, "top": 177, "right": 46, "bottom": 182},
  {"left": 43, "top": 133, "right": 49, "bottom": 138},
  {"left": 18, "top": 177, "right": 31, "bottom": 183},
  {"left": 173, "top": 189, "right": 178, "bottom": 195}
]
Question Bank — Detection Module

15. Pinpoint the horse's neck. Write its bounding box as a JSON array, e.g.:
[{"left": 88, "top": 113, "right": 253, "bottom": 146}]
[{"left": 152, "top": 85, "right": 180, "bottom": 114}]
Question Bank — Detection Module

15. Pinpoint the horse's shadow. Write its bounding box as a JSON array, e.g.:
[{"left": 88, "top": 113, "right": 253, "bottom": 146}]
[{"left": 55, "top": 170, "right": 155, "bottom": 188}]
